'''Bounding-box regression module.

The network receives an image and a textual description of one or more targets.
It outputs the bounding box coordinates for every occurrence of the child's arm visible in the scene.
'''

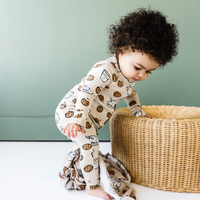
[125,91,154,118]
[124,89,146,117]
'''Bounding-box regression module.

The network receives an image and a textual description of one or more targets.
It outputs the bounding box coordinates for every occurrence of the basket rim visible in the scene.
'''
[114,105,200,121]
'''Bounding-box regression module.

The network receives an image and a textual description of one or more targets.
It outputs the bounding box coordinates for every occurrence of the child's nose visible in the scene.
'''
[138,71,145,77]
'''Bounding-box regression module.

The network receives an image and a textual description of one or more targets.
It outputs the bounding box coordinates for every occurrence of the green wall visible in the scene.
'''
[0,0,200,141]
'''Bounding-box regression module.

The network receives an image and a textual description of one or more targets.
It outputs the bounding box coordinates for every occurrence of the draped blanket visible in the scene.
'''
[59,148,136,200]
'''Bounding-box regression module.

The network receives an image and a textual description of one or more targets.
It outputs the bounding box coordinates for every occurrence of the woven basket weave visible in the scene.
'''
[110,105,200,193]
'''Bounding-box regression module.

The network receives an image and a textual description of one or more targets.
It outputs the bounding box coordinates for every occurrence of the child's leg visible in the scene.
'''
[55,101,99,188]
[72,120,100,189]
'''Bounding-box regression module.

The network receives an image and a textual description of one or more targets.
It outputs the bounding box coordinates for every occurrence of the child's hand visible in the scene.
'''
[143,114,154,119]
[62,123,86,139]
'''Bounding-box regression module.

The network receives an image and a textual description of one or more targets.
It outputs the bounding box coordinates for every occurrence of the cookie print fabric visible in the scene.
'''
[55,55,146,132]
[55,54,146,190]
[59,148,136,200]
[69,118,100,189]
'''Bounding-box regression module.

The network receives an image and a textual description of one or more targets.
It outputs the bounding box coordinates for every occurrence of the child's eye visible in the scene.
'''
[135,66,152,74]
[135,66,141,70]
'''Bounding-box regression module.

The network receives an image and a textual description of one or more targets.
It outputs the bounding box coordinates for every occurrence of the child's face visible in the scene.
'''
[118,49,159,82]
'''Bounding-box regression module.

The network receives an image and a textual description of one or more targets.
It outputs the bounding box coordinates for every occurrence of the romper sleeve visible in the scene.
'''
[124,88,146,117]
[68,62,113,129]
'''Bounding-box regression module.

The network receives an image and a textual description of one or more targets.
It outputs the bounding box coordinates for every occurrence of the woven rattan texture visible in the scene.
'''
[110,106,200,193]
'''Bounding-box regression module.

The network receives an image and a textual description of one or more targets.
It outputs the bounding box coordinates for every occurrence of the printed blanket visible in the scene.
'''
[58,148,136,200]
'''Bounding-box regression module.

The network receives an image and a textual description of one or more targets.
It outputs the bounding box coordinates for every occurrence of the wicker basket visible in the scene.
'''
[110,105,200,193]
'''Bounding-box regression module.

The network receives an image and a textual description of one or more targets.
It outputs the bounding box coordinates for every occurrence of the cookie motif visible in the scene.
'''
[112,73,118,82]
[79,155,83,161]
[86,121,92,129]
[97,106,103,113]
[82,143,92,150]
[111,62,120,72]
[63,166,68,173]
[113,91,122,97]
[65,111,74,118]
[79,185,85,190]
[81,98,89,106]
[78,86,82,91]
[105,86,109,89]
[94,118,100,124]
[74,113,83,118]
[129,100,136,106]
[80,185,85,190]
[90,185,99,190]
[72,99,77,104]
[96,87,101,94]
[94,63,102,68]
[111,62,116,68]
[108,170,115,177]
[84,165,94,173]
[86,75,94,81]
[60,102,66,109]
[98,95,104,102]
[77,109,84,111]
[117,80,123,87]
[107,112,112,118]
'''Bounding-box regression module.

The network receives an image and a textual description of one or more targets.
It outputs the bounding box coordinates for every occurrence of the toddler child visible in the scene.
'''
[55,8,179,200]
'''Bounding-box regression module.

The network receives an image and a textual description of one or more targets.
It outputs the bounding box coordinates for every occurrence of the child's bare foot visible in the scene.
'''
[85,186,113,200]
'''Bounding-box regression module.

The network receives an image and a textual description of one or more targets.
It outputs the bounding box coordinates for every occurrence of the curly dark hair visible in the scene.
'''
[108,8,179,66]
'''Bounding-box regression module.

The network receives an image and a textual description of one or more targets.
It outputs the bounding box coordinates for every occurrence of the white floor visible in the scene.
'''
[0,142,199,200]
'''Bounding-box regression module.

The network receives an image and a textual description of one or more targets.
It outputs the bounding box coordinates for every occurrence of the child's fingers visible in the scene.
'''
[62,125,71,139]
[69,124,79,138]
[144,114,154,119]
[62,125,68,134]
[80,127,86,136]
[73,125,79,138]
[62,126,70,138]
[62,124,82,139]
[65,126,71,139]
[69,125,75,138]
